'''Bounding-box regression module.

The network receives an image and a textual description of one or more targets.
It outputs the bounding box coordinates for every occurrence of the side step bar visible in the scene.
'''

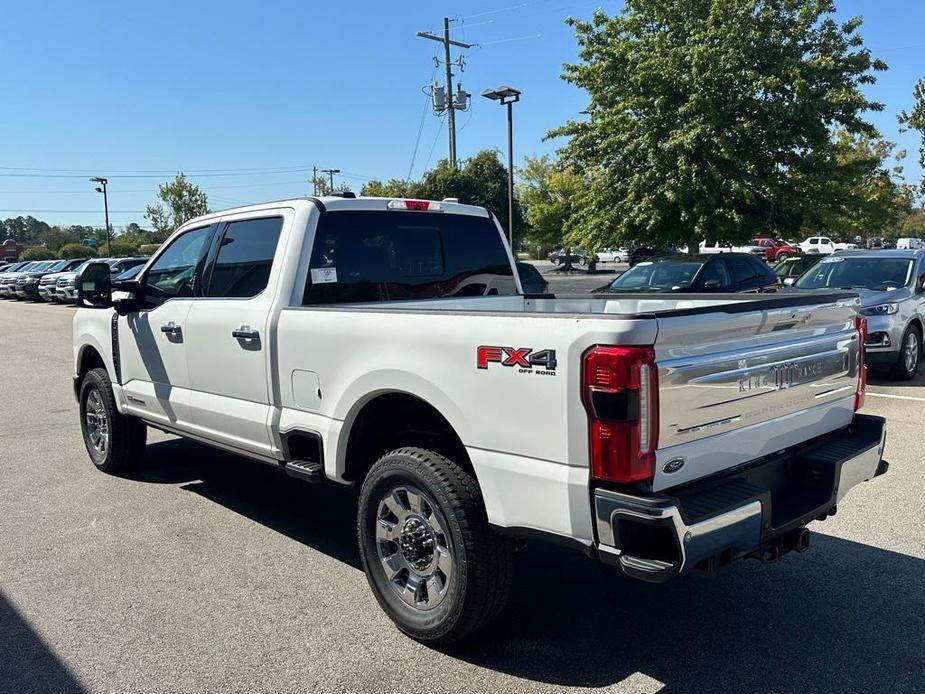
[285,459,323,483]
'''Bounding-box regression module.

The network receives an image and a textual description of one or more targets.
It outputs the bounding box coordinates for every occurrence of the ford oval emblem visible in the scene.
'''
[663,457,686,474]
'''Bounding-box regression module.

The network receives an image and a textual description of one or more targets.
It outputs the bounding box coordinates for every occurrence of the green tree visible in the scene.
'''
[145,174,210,243]
[19,246,56,261]
[802,130,910,239]
[553,0,887,251]
[58,243,97,260]
[107,240,139,257]
[518,155,583,255]
[359,178,419,198]
[899,77,925,196]
[44,226,81,252]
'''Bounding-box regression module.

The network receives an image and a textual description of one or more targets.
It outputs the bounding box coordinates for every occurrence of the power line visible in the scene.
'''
[0,167,316,180]
[0,164,316,174]
[0,209,146,214]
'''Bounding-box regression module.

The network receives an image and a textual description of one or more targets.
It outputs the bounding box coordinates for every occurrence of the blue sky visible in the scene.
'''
[0,0,922,230]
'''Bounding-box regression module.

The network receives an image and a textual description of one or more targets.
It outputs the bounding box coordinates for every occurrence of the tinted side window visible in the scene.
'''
[207,217,283,298]
[728,256,756,284]
[749,256,772,282]
[144,226,212,306]
[302,211,515,304]
[699,259,731,289]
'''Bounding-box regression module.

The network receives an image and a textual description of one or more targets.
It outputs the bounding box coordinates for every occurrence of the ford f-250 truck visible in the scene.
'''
[72,195,887,643]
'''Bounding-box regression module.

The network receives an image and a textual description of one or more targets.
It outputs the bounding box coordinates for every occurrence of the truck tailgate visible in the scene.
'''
[651,295,862,491]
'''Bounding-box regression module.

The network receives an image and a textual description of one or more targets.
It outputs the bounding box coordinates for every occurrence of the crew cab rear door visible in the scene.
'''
[183,210,289,459]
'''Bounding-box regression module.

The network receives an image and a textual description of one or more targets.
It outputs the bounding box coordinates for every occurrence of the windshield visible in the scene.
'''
[608,260,704,291]
[45,260,67,272]
[795,256,914,291]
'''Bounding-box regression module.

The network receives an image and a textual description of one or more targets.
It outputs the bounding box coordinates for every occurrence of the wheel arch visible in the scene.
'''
[338,389,475,487]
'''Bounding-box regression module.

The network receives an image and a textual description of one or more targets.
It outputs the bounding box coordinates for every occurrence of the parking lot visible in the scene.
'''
[1,298,923,694]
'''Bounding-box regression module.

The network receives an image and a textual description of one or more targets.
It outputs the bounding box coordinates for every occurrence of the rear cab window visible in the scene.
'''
[302,210,515,304]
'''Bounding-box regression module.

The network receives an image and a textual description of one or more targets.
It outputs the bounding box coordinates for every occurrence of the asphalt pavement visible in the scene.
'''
[1,297,923,694]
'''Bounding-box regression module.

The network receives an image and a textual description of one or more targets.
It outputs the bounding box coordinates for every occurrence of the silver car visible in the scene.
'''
[793,250,925,379]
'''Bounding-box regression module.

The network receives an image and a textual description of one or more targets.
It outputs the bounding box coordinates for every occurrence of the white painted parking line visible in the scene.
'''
[866,392,925,402]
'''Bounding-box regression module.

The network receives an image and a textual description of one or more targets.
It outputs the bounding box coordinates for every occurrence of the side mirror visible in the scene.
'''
[783,277,797,287]
[702,279,723,290]
[77,262,113,308]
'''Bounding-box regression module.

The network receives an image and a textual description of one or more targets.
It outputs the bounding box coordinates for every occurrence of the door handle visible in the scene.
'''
[160,322,181,335]
[232,326,259,340]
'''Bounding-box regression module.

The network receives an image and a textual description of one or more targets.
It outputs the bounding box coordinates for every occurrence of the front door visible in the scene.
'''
[184,213,287,459]
[119,225,214,428]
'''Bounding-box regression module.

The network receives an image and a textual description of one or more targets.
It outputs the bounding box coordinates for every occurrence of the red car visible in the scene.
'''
[753,237,800,262]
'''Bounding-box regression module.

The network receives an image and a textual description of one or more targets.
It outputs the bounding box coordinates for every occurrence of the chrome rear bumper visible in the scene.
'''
[594,414,887,582]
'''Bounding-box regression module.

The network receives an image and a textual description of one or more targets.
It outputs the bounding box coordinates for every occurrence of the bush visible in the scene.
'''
[138,243,161,256]
[58,244,97,260]
[106,240,140,258]
[19,247,56,261]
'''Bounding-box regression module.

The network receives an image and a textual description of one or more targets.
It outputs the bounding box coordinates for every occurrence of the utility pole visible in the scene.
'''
[321,168,340,192]
[417,19,473,169]
[311,165,318,195]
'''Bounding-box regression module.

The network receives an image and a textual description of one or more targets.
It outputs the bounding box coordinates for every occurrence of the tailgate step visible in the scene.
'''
[674,479,765,524]
[285,459,323,483]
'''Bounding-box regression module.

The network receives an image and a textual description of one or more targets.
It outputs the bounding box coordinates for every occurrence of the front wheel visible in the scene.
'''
[357,447,513,643]
[892,327,921,380]
[79,367,147,474]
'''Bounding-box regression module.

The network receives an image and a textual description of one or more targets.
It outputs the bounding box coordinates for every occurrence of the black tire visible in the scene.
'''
[891,326,921,381]
[357,447,513,644]
[78,367,147,474]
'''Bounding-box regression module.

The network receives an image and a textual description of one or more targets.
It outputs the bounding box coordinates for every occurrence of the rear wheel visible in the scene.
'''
[357,447,513,643]
[892,326,921,380]
[79,367,146,474]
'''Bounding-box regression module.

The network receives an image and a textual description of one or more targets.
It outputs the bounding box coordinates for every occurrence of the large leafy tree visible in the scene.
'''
[900,77,925,196]
[553,0,887,251]
[518,155,583,250]
[145,174,210,242]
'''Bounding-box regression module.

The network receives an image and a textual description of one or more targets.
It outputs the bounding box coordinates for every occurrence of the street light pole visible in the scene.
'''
[89,177,111,256]
[481,86,521,248]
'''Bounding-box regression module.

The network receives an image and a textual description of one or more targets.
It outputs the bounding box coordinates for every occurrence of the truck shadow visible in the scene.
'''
[0,592,87,693]
[138,438,924,693]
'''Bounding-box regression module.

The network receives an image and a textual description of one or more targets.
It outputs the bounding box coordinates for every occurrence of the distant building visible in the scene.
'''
[1,238,23,261]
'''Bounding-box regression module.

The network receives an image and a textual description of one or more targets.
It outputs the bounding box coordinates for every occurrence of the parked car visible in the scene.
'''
[55,258,147,303]
[595,247,629,263]
[13,259,85,300]
[72,195,883,643]
[754,237,801,262]
[549,247,587,266]
[0,261,32,295]
[601,253,779,293]
[895,237,923,250]
[695,240,765,256]
[791,250,925,379]
[0,261,50,297]
[799,237,858,255]
[773,255,822,286]
[515,262,548,294]
[35,259,90,301]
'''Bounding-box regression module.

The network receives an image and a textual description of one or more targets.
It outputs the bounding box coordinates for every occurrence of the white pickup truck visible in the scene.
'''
[72,195,887,643]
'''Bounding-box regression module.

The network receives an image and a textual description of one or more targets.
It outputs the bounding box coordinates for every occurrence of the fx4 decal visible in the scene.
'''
[477,346,558,375]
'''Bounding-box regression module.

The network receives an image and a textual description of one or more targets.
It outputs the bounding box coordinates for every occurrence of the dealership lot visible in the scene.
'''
[1,299,923,693]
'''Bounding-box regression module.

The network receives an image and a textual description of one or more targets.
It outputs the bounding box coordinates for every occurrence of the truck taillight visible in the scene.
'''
[855,315,867,411]
[581,345,659,484]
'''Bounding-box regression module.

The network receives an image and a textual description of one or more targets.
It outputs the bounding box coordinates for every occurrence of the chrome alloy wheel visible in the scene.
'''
[376,485,453,610]
[904,330,920,373]
[84,389,110,456]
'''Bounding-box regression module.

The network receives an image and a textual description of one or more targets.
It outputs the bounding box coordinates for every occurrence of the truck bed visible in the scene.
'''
[274,290,861,541]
